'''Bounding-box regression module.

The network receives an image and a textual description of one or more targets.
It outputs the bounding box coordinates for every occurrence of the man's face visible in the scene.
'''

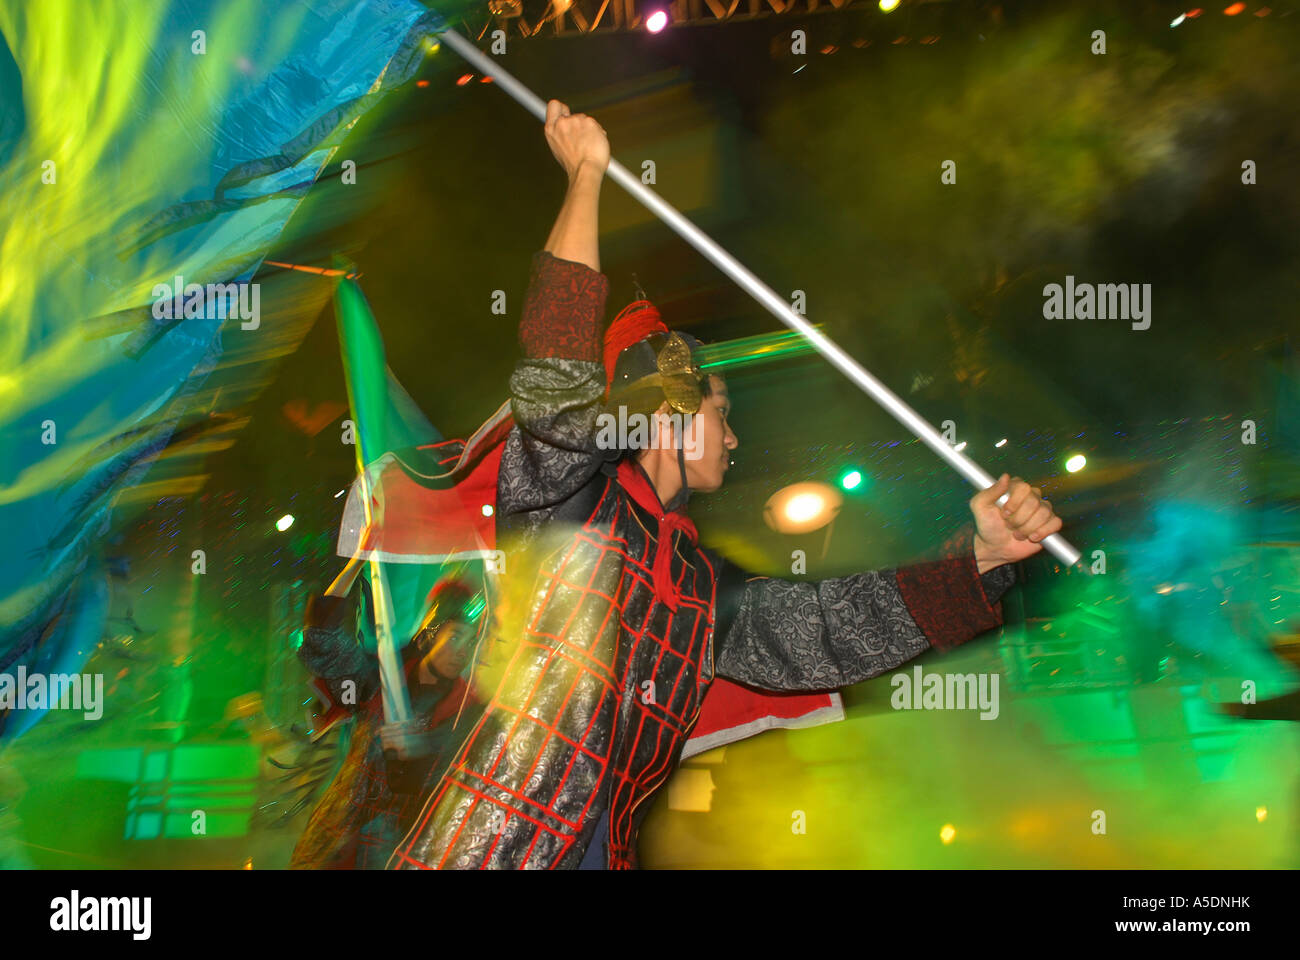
[679,375,738,493]
[419,619,476,683]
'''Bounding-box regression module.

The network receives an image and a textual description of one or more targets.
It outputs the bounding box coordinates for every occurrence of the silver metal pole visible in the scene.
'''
[433,26,1082,569]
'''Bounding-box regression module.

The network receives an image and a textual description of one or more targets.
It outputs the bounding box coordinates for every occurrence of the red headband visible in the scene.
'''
[424,578,474,613]
[603,300,668,393]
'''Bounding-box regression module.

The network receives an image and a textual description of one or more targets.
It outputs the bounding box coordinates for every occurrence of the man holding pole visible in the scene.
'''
[389,100,1063,870]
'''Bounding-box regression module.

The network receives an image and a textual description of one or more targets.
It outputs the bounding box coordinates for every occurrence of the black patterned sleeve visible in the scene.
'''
[298,590,380,709]
[498,252,611,519]
[498,358,608,517]
[713,556,1015,693]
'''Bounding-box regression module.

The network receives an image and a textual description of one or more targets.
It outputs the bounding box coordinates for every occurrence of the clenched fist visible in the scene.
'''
[544,99,609,182]
[969,473,1064,573]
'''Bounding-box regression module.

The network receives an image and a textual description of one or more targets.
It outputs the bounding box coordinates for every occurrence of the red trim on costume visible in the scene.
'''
[614,458,698,612]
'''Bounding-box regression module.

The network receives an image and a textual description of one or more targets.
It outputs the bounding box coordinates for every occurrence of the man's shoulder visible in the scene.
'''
[497,458,615,542]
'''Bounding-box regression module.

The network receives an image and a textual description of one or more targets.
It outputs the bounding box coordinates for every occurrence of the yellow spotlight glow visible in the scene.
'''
[879,0,901,11]
[1065,454,1087,473]
[940,824,956,844]
[763,482,843,534]
[666,768,716,812]
[1256,806,1268,822]
[276,514,294,532]
[785,493,824,524]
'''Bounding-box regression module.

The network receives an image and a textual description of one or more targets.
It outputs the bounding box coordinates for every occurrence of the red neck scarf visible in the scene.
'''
[616,458,699,611]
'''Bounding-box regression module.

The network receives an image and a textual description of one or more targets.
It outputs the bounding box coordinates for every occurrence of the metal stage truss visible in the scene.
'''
[477,0,953,38]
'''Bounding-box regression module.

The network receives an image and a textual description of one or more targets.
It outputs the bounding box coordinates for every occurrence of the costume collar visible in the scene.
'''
[615,458,699,611]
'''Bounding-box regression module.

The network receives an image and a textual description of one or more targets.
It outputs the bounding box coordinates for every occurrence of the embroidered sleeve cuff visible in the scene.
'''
[979,562,1017,607]
[519,250,610,363]
[894,549,1005,653]
[936,520,1018,608]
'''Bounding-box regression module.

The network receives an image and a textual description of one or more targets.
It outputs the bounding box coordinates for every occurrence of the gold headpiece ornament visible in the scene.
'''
[656,332,705,414]
[613,331,705,415]
[613,330,707,413]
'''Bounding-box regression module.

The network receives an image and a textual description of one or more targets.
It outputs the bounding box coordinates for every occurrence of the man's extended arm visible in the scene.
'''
[714,472,1059,691]
[712,532,1016,692]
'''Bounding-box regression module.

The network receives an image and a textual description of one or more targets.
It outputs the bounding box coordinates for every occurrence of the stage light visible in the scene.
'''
[954,441,967,452]
[1065,454,1086,473]
[995,438,1008,448]
[481,504,494,517]
[1256,806,1268,822]
[334,489,346,498]
[879,0,900,12]
[1223,2,1245,14]
[276,514,294,532]
[646,10,668,32]
[940,824,956,844]
[1170,13,1186,26]
[763,482,842,534]
[456,73,473,86]
[840,470,863,491]
[786,493,824,524]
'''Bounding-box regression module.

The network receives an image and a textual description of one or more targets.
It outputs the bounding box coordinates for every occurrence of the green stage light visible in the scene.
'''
[840,470,863,490]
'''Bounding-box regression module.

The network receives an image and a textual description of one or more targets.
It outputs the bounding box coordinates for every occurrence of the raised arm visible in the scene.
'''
[497,101,614,523]
[298,581,381,710]
[541,99,608,271]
